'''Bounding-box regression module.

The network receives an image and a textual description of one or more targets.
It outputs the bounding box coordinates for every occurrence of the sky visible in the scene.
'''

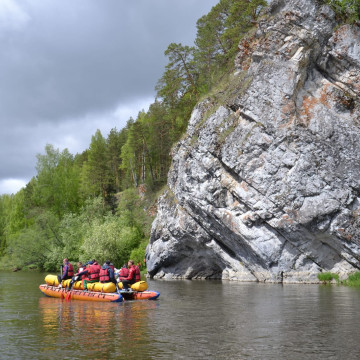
[0,0,219,195]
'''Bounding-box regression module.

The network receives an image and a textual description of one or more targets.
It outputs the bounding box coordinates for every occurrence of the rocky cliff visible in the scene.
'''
[146,0,360,283]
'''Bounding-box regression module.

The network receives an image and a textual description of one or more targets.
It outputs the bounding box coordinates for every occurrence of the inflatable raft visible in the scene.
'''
[39,284,123,302]
[40,275,160,301]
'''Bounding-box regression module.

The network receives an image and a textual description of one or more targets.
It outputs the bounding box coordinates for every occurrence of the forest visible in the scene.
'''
[0,0,358,271]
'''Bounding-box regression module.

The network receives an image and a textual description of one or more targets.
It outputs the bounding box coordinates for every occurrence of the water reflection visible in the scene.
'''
[38,296,160,359]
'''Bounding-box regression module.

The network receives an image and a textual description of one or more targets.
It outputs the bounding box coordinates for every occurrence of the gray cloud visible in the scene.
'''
[0,0,218,194]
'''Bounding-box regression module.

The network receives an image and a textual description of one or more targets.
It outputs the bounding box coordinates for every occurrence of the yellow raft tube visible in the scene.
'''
[44,274,149,292]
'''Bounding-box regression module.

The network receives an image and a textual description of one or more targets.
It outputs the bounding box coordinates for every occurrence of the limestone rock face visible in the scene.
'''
[146,0,360,283]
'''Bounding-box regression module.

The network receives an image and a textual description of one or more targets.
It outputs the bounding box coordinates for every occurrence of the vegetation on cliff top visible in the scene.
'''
[0,0,267,271]
[321,0,360,23]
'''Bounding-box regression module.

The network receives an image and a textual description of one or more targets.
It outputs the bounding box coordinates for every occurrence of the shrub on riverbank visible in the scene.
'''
[317,272,360,287]
[0,190,155,272]
[344,272,360,286]
[317,272,339,283]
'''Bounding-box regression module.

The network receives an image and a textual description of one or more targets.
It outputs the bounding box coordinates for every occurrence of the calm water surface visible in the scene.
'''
[1,271,360,359]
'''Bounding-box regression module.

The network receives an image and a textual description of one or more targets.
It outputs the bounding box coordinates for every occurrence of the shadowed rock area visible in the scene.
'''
[146,0,360,283]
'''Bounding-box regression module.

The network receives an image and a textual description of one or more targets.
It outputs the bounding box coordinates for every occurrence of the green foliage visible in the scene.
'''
[317,272,340,283]
[344,272,360,286]
[33,144,82,217]
[82,130,112,202]
[120,115,156,188]
[80,216,142,267]
[130,241,147,267]
[322,0,360,23]
[194,0,267,92]
[0,198,5,256]
[157,43,199,105]
[5,213,60,271]
[107,127,126,193]
[0,191,29,259]
[224,0,267,49]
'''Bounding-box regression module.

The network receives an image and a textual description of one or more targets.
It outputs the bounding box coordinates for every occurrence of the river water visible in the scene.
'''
[1,271,360,359]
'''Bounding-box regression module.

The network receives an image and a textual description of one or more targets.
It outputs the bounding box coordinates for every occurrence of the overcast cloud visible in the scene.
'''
[0,0,218,194]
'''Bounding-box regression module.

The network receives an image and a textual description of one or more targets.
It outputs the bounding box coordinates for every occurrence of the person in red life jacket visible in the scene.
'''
[74,262,89,280]
[119,260,136,291]
[73,261,90,290]
[76,262,84,276]
[74,261,97,291]
[90,259,101,281]
[81,259,101,290]
[57,258,74,287]
[135,263,141,282]
[119,264,129,278]
[116,264,128,285]
[108,261,115,273]
[68,261,85,290]
[99,260,116,285]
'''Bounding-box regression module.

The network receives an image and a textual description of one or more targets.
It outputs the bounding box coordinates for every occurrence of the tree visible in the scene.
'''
[195,14,220,92]
[33,144,81,217]
[130,241,147,269]
[223,0,267,58]
[84,130,112,206]
[156,43,199,107]
[322,0,360,22]
[195,1,232,91]
[120,124,139,189]
[145,101,173,183]
[5,210,62,271]
[107,128,127,193]
[0,196,7,256]
[80,214,142,267]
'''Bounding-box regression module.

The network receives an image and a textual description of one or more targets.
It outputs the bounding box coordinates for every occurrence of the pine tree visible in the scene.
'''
[86,130,111,205]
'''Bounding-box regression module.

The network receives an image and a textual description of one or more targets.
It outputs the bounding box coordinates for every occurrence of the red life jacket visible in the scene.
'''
[119,267,129,277]
[135,266,141,281]
[99,267,110,283]
[123,265,136,282]
[66,263,74,277]
[89,262,101,281]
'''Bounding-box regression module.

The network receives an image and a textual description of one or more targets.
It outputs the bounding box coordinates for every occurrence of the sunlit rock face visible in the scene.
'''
[146,0,360,283]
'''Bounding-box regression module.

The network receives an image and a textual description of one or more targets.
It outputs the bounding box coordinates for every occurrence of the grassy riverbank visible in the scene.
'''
[344,272,360,287]
[318,272,360,286]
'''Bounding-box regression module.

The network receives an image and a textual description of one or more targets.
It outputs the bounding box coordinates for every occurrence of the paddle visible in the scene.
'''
[65,278,74,300]
[59,264,66,300]
[59,265,63,287]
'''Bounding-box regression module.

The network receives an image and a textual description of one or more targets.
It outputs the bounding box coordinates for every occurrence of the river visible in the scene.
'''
[0,271,360,359]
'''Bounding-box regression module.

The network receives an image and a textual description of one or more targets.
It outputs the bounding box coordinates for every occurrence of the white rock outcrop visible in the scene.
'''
[146,0,360,283]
